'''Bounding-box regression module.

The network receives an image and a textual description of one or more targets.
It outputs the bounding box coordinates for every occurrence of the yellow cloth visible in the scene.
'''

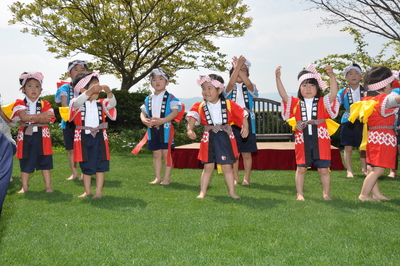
[59,107,69,121]
[1,103,15,119]
[286,117,339,136]
[217,164,223,174]
[349,100,379,150]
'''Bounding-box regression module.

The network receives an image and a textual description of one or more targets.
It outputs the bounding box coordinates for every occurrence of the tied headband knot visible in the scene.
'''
[20,72,44,87]
[368,70,399,91]
[298,64,328,91]
[244,60,251,69]
[150,68,169,81]
[74,71,99,94]
[196,75,224,89]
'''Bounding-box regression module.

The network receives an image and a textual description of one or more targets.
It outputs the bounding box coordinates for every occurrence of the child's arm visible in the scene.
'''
[237,57,254,92]
[326,65,338,103]
[186,117,197,140]
[225,56,240,93]
[61,95,68,107]
[18,110,55,124]
[240,116,249,138]
[0,107,12,124]
[149,109,178,127]
[101,85,117,109]
[140,111,152,128]
[275,66,289,103]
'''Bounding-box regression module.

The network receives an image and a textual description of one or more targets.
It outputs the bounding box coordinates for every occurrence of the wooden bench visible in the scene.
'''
[253,97,293,141]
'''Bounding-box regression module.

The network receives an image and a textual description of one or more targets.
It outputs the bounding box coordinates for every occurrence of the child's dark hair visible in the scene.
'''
[297,70,322,100]
[68,60,89,71]
[205,74,225,100]
[71,72,98,92]
[351,63,362,73]
[364,66,393,91]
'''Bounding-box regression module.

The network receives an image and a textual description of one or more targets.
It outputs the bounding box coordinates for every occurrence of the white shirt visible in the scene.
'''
[304,98,314,135]
[207,100,223,124]
[26,97,39,132]
[351,86,361,103]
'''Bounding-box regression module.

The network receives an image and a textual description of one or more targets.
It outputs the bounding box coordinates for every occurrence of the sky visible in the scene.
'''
[0,0,391,105]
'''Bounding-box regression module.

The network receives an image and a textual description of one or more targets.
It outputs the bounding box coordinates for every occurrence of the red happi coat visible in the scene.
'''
[12,99,55,159]
[281,95,339,165]
[363,93,398,169]
[69,98,117,162]
[187,100,245,162]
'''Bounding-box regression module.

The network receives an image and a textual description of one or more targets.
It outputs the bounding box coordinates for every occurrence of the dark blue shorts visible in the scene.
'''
[202,131,234,165]
[297,135,330,168]
[232,125,257,153]
[147,127,174,151]
[63,121,75,150]
[19,132,53,173]
[340,121,362,147]
[79,132,110,175]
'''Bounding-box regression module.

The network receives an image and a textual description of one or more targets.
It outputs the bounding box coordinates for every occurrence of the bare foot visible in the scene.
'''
[388,172,396,178]
[296,194,305,201]
[234,180,238,185]
[160,181,170,185]
[66,175,77,180]
[230,194,240,199]
[346,171,354,178]
[149,178,161,184]
[78,174,84,181]
[373,195,391,201]
[196,193,205,199]
[323,195,332,201]
[46,188,53,193]
[10,177,13,182]
[241,180,250,186]
[358,195,377,201]
[18,188,27,194]
[362,171,368,176]
[92,193,102,198]
[78,192,91,198]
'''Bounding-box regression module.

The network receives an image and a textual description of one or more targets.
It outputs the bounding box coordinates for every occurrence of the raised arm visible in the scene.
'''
[325,65,338,103]
[225,56,240,93]
[275,66,289,103]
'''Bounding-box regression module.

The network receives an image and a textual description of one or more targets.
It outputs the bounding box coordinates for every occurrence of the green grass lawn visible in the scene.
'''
[1,152,400,265]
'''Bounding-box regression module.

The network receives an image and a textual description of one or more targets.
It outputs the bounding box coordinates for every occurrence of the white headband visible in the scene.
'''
[368,70,399,91]
[343,64,362,76]
[298,64,328,91]
[150,68,169,81]
[68,60,88,72]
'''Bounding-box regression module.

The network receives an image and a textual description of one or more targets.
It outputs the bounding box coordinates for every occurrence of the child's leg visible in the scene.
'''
[388,169,396,178]
[78,174,92,197]
[371,181,391,201]
[241,152,252,185]
[318,167,331,200]
[93,172,105,198]
[222,164,240,199]
[41,170,53,193]
[232,157,240,185]
[66,150,79,180]
[18,172,30,193]
[160,149,171,185]
[360,150,367,176]
[359,166,385,201]
[150,150,162,184]
[344,146,354,177]
[295,166,307,201]
[197,163,214,198]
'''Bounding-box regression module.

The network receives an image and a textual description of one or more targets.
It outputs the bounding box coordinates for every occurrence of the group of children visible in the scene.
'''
[1,56,399,211]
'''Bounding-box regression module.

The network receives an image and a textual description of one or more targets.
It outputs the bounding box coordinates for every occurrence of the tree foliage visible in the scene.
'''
[306,0,400,41]
[312,27,400,89]
[9,0,252,90]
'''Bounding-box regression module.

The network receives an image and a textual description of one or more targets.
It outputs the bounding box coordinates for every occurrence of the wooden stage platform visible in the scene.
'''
[172,142,345,170]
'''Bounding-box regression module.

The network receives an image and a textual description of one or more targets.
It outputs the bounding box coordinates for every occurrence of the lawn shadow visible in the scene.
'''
[81,195,147,210]
[241,182,293,196]
[166,182,199,192]
[20,190,74,203]
[71,178,123,188]
[312,197,400,212]
[212,195,286,210]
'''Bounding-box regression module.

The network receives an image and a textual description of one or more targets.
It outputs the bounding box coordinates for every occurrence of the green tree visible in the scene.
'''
[9,0,252,90]
[306,0,400,42]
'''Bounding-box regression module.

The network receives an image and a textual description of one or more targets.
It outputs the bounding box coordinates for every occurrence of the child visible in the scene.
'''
[349,67,400,201]
[387,80,400,178]
[140,68,183,185]
[337,64,367,177]
[55,60,88,180]
[12,72,56,193]
[275,65,339,201]
[69,72,117,198]
[0,131,13,216]
[186,74,249,199]
[225,56,258,185]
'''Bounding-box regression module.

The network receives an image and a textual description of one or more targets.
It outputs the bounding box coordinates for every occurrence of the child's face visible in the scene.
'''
[201,82,221,104]
[23,79,42,102]
[300,81,317,99]
[345,69,362,87]
[151,75,169,94]
[87,79,101,101]
[236,66,249,83]
[68,64,86,80]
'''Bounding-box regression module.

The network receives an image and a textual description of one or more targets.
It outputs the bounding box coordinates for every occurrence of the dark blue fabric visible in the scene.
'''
[0,132,13,216]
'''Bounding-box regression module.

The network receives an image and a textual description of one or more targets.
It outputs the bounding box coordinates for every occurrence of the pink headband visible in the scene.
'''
[20,72,44,87]
[298,64,328,91]
[196,75,224,89]
[74,72,99,94]
[368,70,399,91]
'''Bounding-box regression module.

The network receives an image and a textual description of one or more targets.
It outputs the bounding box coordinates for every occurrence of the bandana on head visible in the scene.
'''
[68,60,88,72]
[244,60,251,69]
[19,72,44,87]
[368,70,399,91]
[298,64,328,91]
[196,75,224,89]
[150,68,169,82]
[74,71,99,94]
[343,64,362,76]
